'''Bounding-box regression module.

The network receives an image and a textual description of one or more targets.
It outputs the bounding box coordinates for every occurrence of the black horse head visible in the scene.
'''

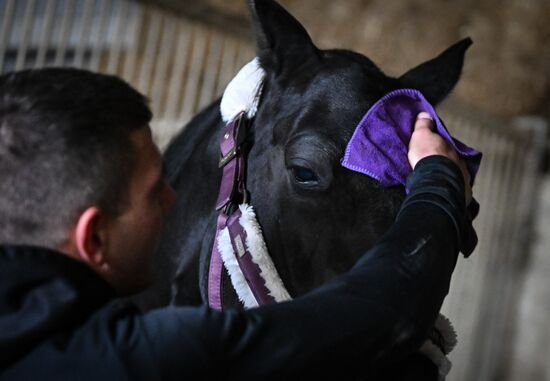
[153,0,471,309]
[241,0,471,296]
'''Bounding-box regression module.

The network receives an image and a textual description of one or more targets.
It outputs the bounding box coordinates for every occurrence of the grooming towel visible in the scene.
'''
[342,88,482,256]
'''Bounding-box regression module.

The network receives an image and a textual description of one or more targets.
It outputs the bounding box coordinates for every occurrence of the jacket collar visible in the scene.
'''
[0,245,115,367]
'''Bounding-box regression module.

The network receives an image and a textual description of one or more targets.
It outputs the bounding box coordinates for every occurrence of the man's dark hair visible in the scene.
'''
[0,68,152,248]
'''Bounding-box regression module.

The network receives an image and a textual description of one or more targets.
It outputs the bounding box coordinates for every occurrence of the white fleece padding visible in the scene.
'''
[420,340,452,381]
[217,204,292,309]
[434,313,458,354]
[238,204,292,303]
[419,313,458,380]
[220,58,265,122]
[217,229,259,308]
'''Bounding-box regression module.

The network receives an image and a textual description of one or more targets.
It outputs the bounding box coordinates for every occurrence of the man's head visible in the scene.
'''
[0,68,175,294]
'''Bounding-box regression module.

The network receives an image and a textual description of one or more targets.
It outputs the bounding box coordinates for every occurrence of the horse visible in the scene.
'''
[143,0,471,377]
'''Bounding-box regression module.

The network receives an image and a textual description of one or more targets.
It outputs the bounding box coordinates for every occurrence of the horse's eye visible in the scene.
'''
[291,166,318,183]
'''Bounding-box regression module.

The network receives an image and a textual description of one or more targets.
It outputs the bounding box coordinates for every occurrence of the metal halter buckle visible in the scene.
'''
[219,114,247,168]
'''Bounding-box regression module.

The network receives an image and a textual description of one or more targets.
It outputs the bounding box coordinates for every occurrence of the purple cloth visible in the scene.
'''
[341,88,483,257]
[342,88,482,188]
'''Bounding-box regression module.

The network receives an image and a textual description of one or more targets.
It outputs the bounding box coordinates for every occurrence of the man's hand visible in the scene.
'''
[408,112,472,204]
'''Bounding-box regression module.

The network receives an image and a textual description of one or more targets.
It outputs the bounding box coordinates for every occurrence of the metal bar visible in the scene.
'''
[136,6,163,94]
[121,3,143,82]
[73,0,95,67]
[178,23,208,124]
[197,29,224,111]
[232,40,246,73]
[480,140,517,379]
[87,0,112,72]
[106,0,130,74]
[0,0,16,72]
[232,40,255,74]
[163,22,192,123]
[15,0,37,70]
[215,35,239,96]
[35,0,58,67]
[54,0,76,66]
[494,148,530,377]
[150,14,177,117]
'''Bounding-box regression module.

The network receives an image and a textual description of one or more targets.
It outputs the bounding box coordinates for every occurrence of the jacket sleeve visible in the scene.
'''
[128,155,468,380]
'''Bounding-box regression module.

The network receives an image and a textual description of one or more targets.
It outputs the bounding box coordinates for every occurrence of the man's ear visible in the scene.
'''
[399,38,473,105]
[248,0,319,75]
[73,207,109,271]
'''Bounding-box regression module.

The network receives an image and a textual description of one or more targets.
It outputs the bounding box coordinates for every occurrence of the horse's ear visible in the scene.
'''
[399,38,473,105]
[248,0,318,75]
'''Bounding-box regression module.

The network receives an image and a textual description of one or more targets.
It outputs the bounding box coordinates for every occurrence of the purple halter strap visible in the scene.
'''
[208,113,276,310]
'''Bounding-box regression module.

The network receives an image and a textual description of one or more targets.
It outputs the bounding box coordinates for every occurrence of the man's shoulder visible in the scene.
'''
[0,245,152,378]
[1,300,161,381]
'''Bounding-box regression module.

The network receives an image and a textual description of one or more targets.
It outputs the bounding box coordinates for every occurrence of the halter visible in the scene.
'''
[209,112,276,309]
[208,58,291,310]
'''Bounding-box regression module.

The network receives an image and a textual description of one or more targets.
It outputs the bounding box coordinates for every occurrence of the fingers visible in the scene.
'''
[414,112,434,131]
[408,113,447,169]
[408,111,473,205]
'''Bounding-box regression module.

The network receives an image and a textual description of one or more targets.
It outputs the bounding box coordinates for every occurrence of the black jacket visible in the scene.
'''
[0,156,468,380]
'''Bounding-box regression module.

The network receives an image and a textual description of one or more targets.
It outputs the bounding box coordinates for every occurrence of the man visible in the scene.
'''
[0,68,471,380]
